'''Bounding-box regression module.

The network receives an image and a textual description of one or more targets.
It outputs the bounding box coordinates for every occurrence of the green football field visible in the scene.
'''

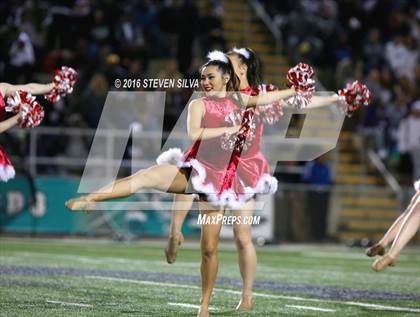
[0,237,419,316]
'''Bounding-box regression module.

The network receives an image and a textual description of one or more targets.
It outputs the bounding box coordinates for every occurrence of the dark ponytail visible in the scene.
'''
[227,47,262,88]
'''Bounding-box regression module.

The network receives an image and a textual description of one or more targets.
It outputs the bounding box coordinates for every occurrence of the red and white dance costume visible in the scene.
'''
[0,92,15,181]
[157,85,282,209]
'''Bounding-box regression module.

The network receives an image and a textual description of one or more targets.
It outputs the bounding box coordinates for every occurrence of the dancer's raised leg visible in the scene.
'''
[66,165,190,210]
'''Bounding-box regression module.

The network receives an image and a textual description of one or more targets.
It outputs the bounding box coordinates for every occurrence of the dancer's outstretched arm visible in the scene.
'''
[0,82,54,96]
[304,95,341,108]
[241,89,340,109]
[0,114,19,133]
[242,88,295,106]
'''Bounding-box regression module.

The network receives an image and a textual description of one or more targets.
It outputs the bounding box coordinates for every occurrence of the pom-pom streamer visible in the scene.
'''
[44,66,77,103]
[338,80,371,117]
[286,63,315,109]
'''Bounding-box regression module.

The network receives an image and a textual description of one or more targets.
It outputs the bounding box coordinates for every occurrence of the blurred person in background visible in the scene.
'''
[176,0,198,75]
[397,100,420,181]
[8,31,35,83]
[79,73,109,129]
[301,153,333,242]
[199,6,226,53]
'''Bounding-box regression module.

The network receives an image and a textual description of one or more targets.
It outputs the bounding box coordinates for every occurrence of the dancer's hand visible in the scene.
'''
[65,196,96,211]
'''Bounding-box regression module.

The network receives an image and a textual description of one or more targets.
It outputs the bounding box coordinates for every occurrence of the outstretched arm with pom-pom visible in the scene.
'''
[0,82,54,97]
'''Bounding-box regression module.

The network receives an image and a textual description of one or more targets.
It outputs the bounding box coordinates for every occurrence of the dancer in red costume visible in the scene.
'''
[164,47,286,312]
[165,48,315,264]
[66,50,369,316]
[366,179,420,272]
[0,67,77,182]
[0,82,53,181]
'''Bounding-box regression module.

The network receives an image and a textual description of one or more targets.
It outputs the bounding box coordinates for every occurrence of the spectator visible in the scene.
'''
[199,7,226,53]
[176,0,198,75]
[398,100,420,181]
[8,31,35,82]
[384,34,418,81]
[302,154,333,241]
[79,73,109,129]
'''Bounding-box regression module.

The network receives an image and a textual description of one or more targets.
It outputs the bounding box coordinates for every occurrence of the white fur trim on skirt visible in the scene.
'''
[189,158,277,209]
[155,148,278,208]
[414,179,420,192]
[0,164,16,182]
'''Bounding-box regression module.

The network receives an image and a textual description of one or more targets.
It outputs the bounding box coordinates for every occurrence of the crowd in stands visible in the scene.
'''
[0,0,225,172]
[260,0,420,183]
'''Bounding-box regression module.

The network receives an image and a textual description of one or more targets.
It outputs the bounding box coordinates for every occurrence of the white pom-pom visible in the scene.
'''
[207,50,228,64]
[255,174,278,194]
[232,47,250,59]
[414,179,420,192]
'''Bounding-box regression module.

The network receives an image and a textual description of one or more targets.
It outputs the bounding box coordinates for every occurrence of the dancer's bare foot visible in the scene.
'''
[165,232,184,264]
[366,243,385,257]
[65,196,96,211]
[197,306,209,317]
[372,254,397,272]
[236,294,255,311]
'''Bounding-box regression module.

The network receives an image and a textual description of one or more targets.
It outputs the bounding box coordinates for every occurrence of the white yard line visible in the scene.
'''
[86,276,201,290]
[7,252,198,268]
[86,275,420,314]
[344,301,420,312]
[46,300,92,308]
[168,302,217,311]
[286,304,336,312]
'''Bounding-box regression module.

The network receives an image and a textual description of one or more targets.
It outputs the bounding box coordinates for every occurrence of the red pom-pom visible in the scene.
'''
[286,63,315,108]
[18,101,44,128]
[338,80,371,117]
[287,63,315,93]
[6,90,36,113]
[44,66,77,103]
[6,90,45,128]
[255,102,283,124]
